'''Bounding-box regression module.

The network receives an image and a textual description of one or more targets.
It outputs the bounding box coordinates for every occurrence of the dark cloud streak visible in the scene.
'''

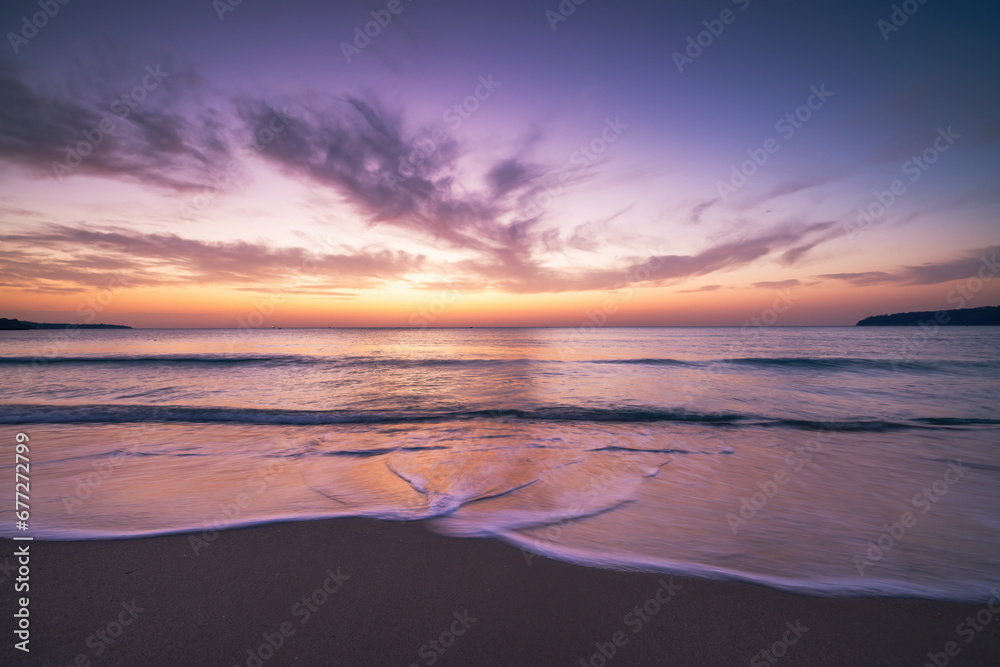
[0,60,230,191]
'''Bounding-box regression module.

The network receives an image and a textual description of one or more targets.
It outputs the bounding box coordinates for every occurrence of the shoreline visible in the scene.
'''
[4,517,999,666]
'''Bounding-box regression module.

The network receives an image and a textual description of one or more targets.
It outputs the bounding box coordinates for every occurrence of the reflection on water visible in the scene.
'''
[7,419,999,601]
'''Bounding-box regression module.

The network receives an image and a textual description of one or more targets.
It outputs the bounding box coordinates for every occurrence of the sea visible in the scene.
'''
[2,326,999,601]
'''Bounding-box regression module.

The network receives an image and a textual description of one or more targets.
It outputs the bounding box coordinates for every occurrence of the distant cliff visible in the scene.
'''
[856,305,1000,326]
[0,318,132,330]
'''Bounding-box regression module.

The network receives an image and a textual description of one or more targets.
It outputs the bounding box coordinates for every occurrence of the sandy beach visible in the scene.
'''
[4,518,999,666]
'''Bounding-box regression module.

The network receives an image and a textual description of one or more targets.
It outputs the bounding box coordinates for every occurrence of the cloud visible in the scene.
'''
[440,219,837,294]
[751,279,800,289]
[677,284,723,293]
[629,221,834,282]
[749,170,845,208]
[817,271,898,287]
[901,245,1000,285]
[486,158,539,199]
[240,95,496,251]
[0,60,231,191]
[0,224,424,293]
[688,198,717,224]
[778,243,818,265]
[0,60,850,297]
[815,245,1000,287]
[239,94,652,292]
[550,206,634,254]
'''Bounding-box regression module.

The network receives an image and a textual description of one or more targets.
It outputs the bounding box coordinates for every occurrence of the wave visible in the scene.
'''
[914,417,1000,426]
[489,530,993,602]
[0,403,745,425]
[0,354,543,369]
[584,356,995,373]
[0,354,314,365]
[2,403,994,431]
[589,358,690,366]
[3,353,994,373]
[717,357,1000,372]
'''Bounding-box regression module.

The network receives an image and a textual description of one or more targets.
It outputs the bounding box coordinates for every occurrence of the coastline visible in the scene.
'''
[4,517,999,666]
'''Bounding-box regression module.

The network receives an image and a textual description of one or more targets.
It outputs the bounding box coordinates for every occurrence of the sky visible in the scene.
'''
[0,0,998,327]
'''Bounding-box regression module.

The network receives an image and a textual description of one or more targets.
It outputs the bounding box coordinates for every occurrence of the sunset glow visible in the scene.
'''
[1,0,997,326]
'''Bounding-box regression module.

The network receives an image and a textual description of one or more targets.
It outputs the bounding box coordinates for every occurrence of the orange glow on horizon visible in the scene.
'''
[5,276,998,328]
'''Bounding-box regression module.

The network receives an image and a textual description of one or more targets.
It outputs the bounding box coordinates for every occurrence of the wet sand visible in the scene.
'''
[3,517,999,666]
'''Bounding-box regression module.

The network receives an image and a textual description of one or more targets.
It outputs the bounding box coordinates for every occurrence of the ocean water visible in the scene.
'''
[2,326,999,600]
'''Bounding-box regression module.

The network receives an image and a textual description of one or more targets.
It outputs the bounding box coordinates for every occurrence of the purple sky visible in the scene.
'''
[1,0,998,326]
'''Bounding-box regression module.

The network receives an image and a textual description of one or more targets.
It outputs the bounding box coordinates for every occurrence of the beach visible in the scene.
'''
[4,327,1000,665]
[4,518,1000,666]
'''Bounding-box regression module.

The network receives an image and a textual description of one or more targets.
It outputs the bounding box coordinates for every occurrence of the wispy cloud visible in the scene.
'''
[688,198,717,224]
[635,221,835,282]
[816,245,1000,287]
[0,60,230,191]
[450,220,842,294]
[817,271,898,286]
[677,284,723,293]
[752,279,800,289]
[0,224,424,293]
[902,245,1000,285]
